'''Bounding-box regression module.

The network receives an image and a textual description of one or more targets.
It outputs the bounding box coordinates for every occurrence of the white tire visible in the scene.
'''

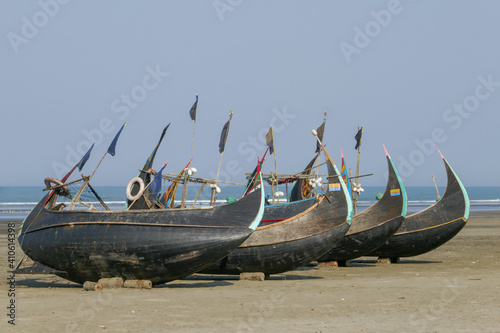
[126,177,145,201]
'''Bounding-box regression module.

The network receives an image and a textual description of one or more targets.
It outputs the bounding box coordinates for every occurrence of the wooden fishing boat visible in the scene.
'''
[201,145,352,276]
[18,176,265,285]
[317,149,407,264]
[368,152,469,261]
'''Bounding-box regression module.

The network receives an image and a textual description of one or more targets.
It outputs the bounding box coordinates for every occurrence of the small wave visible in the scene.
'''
[0,202,39,206]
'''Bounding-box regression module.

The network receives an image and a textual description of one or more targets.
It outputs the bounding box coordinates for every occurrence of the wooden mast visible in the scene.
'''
[270,126,279,204]
[181,95,199,209]
[353,126,363,215]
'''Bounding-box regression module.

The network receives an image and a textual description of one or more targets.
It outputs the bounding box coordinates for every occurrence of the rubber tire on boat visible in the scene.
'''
[44,177,70,197]
[126,177,145,201]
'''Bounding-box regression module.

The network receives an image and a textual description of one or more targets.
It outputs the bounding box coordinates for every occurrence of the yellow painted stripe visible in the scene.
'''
[395,217,467,235]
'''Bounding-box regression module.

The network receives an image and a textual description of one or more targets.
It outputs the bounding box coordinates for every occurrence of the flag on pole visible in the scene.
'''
[142,124,170,180]
[218,112,233,153]
[340,147,352,198]
[77,143,95,172]
[189,95,198,121]
[266,127,274,155]
[150,163,168,199]
[354,127,363,150]
[60,143,95,183]
[315,123,325,153]
[108,122,127,156]
[218,121,230,153]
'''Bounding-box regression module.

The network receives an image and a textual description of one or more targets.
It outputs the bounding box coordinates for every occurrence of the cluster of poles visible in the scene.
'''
[49,95,370,213]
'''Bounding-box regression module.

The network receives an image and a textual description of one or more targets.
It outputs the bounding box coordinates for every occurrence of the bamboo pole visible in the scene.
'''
[182,113,197,209]
[314,111,327,195]
[271,172,275,205]
[191,183,206,208]
[354,126,363,214]
[69,123,127,210]
[190,119,197,162]
[355,126,363,185]
[212,150,225,205]
[350,168,357,215]
[180,170,189,208]
[68,176,90,210]
[67,149,105,209]
[432,174,441,200]
[270,126,279,203]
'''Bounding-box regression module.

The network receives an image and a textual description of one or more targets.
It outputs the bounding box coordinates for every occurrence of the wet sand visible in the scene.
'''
[1,211,499,332]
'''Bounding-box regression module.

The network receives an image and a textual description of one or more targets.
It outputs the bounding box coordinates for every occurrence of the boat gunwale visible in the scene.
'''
[239,222,349,248]
[256,195,324,230]
[22,220,254,235]
[346,215,405,236]
[392,217,466,236]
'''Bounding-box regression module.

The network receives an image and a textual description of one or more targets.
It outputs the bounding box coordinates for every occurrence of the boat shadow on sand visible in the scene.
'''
[346,259,442,266]
[16,276,81,289]
[186,272,324,282]
[16,275,235,289]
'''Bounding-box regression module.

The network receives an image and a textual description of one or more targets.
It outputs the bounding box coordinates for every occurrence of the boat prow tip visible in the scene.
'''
[382,143,389,156]
[435,144,445,159]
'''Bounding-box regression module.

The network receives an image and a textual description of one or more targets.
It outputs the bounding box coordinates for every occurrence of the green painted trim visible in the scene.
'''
[248,173,266,231]
[328,154,353,225]
[444,158,470,220]
[387,154,408,217]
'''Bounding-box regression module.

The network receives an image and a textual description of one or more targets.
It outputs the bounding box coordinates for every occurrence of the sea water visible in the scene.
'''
[0,185,499,221]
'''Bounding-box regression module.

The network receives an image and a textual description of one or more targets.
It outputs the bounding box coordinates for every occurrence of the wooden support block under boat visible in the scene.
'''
[239,272,266,281]
[83,281,103,291]
[124,280,153,289]
[377,257,400,264]
[98,277,124,288]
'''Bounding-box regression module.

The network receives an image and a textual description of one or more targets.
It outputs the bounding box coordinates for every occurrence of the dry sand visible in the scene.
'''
[1,211,499,333]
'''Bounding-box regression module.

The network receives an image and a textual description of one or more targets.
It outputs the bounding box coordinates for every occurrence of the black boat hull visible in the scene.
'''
[22,224,252,284]
[319,216,404,261]
[19,187,264,285]
[369,156,469,258]
[201,153,352,275]
[203,221,350,275]
[370,217,466,258]
[318,153,407,261]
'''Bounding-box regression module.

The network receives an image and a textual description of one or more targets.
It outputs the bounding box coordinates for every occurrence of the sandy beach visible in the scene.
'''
[1,211,499,333]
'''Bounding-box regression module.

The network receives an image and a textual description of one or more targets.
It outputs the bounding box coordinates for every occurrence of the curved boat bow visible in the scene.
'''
[368,154,469,261]
[318,149,407,263]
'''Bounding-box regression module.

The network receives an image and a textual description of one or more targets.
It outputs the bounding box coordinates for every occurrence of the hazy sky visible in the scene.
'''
[1,1,499,189]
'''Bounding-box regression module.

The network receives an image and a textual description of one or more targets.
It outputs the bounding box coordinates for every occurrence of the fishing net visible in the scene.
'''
[54,179,108,211]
